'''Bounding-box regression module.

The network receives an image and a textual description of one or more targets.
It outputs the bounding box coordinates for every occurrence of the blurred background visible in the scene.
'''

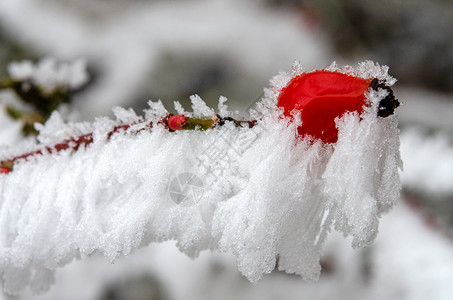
[1,0,453,299]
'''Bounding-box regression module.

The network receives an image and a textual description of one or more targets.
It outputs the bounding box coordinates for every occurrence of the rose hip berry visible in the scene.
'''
[277,71,373,143]
[167,115,188,131]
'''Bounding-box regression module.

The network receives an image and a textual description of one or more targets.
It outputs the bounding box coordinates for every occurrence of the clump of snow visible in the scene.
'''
[0,62,401,295]
[324,108,401,248]
[7,58,89,92]
[34,112,86,145]
[6,61,34,81]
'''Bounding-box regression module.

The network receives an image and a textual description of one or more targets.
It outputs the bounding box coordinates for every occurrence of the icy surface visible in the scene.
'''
[0,62,401,294]
[7,58,89,92]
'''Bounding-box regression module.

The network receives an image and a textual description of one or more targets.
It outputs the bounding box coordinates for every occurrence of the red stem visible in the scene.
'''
[0,115,257,172]
[0,122,151,171]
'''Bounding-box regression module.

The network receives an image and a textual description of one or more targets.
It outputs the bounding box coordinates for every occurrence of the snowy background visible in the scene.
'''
[0,0,453,299]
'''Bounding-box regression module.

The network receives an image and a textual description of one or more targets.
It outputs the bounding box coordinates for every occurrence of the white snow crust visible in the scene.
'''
[0,62,401,294]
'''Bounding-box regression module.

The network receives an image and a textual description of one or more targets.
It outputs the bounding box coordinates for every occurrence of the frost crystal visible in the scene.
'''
[190,95,216,118]
[217,96,230,118]
[0,61,401,295]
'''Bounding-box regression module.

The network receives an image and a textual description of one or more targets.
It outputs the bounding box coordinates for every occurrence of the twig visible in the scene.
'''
[0,115,257,172]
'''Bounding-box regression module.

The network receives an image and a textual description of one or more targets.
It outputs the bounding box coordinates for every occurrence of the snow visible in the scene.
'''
[8,58,89,92]
[189,95,216,118]
[1,1,450,298]
[0,0,453,300]
[400,128,453,196]
[10,201,453,300]
[0,62,401,295]
[217,96,230,118]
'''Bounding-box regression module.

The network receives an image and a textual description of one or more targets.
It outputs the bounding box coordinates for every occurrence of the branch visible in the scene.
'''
[0,61,401,295]
[0,115,257,172]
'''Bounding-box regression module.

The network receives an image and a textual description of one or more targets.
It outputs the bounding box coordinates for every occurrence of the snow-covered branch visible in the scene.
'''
[0,61,401,295]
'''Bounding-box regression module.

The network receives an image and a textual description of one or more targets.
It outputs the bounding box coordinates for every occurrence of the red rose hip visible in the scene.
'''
[277,71,373,143]
[167,114,188,131]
